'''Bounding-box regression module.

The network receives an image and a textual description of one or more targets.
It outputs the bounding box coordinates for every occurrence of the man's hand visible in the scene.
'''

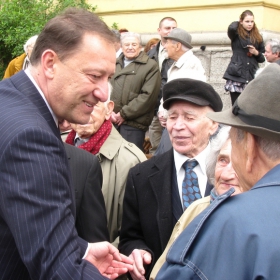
[158,112,167,127]
[128,249,152,280]
[85,242,134,279]
[110,112,125,126]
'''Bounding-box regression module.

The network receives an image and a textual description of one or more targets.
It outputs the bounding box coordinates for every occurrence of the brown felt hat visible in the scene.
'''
[163,78,223,112]
[163,28,193,49]
[207,63,280,141]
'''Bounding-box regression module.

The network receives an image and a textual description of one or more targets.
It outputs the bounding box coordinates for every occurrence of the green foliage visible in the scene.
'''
[0,0,97,78]
[111,22,119,30]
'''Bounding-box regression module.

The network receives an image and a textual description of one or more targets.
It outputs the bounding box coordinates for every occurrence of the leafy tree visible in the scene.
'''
[0,0,97,78]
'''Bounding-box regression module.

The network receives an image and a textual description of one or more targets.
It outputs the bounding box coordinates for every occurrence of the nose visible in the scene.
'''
[93,78,109,103]
[220,162,236,181]
[173,116,186,130]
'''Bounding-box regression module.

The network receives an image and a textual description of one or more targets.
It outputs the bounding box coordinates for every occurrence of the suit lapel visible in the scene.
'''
[149,149,174,250]
[10,71,61,140]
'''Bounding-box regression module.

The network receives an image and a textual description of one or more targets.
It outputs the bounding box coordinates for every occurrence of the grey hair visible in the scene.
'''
[23,35,38,54]
[121,32,142,45]
[170,40,189,52]
[266,38,280,55]
[206,125,231,185]
[235,127,280,161]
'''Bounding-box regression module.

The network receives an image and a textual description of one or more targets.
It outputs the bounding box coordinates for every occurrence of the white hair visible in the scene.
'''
[121,32,142,45]
[23,35,38,54]
[206,125,231,185]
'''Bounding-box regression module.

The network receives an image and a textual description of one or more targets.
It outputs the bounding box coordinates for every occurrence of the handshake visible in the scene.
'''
[85,241,134,279]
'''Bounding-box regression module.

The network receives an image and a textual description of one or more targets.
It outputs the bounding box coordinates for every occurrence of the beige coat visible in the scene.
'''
[96,126,147,245]
[150,196,210,279]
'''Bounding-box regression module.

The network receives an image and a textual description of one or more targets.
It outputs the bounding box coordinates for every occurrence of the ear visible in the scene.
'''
[245,132,256,173]
[41,49,58,79]
[176,42,182,51]
[208,120,219,137]
[105,101,114,120]
[157,27,161,34]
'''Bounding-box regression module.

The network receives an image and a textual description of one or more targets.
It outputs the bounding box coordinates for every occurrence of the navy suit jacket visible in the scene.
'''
[64,143,110,243]
[0,71,107,279]
[119,149,212,279]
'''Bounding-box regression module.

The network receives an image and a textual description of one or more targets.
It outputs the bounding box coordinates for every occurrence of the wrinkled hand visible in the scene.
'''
[110,112,124,126]
[128,249,152,280]
[85,241,134,279]
[158,112,167,127]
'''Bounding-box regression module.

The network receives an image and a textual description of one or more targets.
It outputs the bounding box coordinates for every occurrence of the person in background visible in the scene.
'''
[264,38,280,65]
[144,38,160,53]
[150,125,242,279]
[3,35,38,79]
[148,17,177,154]
[223,9,265,105]
[154,27,206,156]
[119,28,129,33]
[111,29,123,58]
[119,78,222,279]
[156,63,280,280]
[110,32,160,151]
[0,8,133,279]
[66,84,147,246]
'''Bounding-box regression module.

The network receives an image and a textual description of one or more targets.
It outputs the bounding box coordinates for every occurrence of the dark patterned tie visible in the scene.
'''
[182,160,201,210]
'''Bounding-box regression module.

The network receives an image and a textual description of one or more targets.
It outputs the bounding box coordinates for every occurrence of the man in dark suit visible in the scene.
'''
[119,78,223,279]
[64,143,110,243]
[0,8,132,280]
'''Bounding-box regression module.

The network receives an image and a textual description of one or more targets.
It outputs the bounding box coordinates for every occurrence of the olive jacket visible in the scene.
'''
[110,51,161,131]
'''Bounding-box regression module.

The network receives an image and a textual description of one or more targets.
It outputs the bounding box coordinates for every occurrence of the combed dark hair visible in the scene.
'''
[237,10,263,44]
[30,7,114,64]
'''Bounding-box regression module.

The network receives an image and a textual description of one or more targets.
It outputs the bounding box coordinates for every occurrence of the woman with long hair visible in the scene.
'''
[223,10,265,105]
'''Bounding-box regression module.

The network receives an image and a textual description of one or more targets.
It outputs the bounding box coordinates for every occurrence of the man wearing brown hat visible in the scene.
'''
[155,28,206,155]
[119,78,222,279]
[156,64,280,279]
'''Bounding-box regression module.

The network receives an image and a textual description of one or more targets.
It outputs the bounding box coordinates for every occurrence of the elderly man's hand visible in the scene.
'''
[158,111,167,127]
[85,241,134,279]
[128,249,152,280]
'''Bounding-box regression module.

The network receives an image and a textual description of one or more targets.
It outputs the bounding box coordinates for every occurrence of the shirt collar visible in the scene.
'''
[174,142,210,175]
[159,42,165,54]
[25,68,58,126]
[174,50,193,68]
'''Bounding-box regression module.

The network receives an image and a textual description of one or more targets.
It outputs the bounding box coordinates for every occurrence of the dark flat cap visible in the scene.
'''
[163,78,223,112]
[207,63,280,141]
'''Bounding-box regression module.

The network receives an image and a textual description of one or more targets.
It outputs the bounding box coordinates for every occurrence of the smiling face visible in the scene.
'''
[214,139,242,196]
[240,15,254,32]
[70,101,108,138]
[164,39,178,60]
[166,101,218,157]
[122,36,142,60]
[264,43,279,63]
[45,33,116,125]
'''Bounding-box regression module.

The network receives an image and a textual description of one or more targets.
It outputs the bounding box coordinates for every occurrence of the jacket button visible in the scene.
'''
[247,62,249,65]
[128,143,133,147]
[246,81,249,83]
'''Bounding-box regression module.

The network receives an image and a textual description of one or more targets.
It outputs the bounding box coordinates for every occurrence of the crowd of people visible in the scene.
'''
[1,6,280,280]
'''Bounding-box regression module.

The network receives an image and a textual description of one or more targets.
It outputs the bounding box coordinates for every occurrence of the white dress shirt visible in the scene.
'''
[174,143,210,208]
[158,43,168,72]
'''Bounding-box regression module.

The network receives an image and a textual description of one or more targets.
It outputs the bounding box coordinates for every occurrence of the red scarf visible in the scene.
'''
[66,120,112,155]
